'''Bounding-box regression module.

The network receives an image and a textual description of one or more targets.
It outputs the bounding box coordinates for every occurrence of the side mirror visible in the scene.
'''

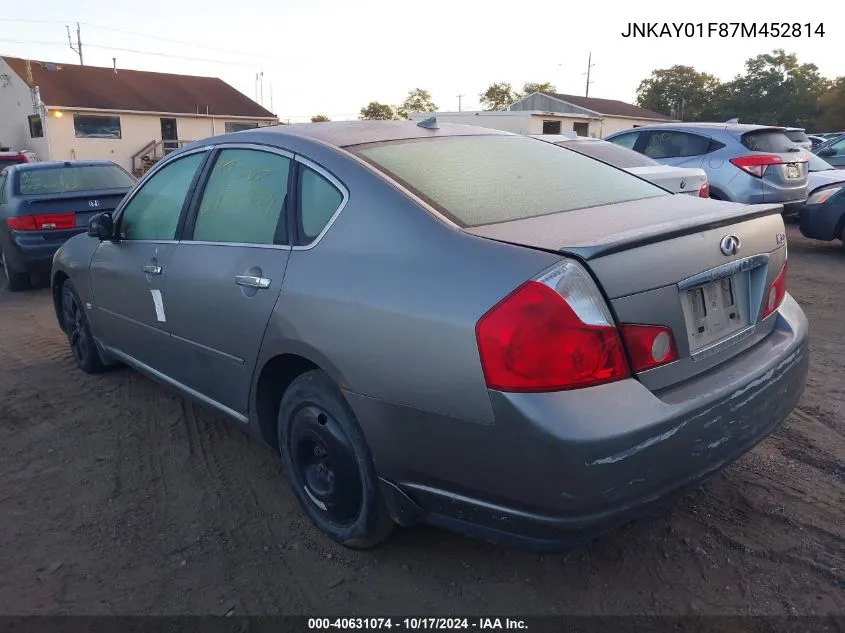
[818,147,836,157]
[87,212,114,240]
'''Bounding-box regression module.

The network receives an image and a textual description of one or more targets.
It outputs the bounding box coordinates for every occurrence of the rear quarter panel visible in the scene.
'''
[253,139,562,424]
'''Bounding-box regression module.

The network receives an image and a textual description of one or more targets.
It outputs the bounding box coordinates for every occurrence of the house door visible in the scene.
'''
[160,118,178,154]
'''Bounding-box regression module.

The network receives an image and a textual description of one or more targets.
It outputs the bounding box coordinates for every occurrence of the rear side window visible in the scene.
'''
[0,172,7,203]
[561,140,659,168]
[784,130,809,143]
[608,132,640,150]
[643,131,711,159]
[741,131,797,153]
[16,164,135,195]
[299,166,343,242]
[192,149,290,245]
[356,135,667,228]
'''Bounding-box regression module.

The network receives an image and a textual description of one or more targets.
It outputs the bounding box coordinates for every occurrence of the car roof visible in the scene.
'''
[8,159,119,171]
[530,134,601,143]
[613,122,785,134]
[227,120,513,149]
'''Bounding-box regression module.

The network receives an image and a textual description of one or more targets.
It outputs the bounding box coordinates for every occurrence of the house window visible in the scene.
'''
[542,120,562,134]
[74,115,122,139]
[573,122,589,137]
[28,115,44,138]
[224,122,259,134]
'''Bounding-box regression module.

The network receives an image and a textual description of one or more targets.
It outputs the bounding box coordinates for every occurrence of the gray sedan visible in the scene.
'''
[51,122,809,550]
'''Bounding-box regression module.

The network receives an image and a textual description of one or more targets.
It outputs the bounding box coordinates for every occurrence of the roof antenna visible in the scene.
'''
[726,118,739,124]
[417,116,439,130]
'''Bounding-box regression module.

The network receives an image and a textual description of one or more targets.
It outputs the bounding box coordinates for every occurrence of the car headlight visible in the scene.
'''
[806,186,842,205]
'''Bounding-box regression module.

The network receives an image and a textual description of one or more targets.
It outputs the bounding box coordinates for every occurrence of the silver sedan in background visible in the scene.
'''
[533,134,709,197]
[51,122,808,550]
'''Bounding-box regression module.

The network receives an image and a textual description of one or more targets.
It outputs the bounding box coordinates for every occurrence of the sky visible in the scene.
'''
[0,0,840,122]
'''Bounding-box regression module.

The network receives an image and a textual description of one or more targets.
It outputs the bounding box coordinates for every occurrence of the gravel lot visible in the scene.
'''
[1,226,843,616]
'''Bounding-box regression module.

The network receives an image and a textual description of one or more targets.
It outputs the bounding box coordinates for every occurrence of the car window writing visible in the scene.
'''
[120,153,205,240]
[643,132,710,159]
[193,149,290,245]
[300,166,343,242]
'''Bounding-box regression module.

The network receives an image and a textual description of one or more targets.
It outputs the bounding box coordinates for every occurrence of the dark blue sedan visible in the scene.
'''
[0,160,135,291]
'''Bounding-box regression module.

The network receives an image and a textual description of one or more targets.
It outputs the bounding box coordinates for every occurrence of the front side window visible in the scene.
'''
[119,152,205,240]
[192,149,290,245]
[74,115,122,139]
[643,131,711,159]
[608,132,639,150]
[299,166,343,242]
[225,122,259,134]
[356,135,667,228]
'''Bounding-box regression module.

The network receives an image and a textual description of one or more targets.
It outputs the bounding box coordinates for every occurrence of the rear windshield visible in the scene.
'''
[0,157,26,169]
[17,164,135,196]
[355,136,667,228]
[741,130,800,153]
[802,150,834,172]
[784,130,810,143]
[559,139,659,169]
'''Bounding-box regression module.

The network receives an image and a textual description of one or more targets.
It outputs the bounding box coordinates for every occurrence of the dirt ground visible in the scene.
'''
[0,226,843,616]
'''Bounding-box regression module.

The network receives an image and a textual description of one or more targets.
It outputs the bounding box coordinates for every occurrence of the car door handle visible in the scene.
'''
[234,275,271,289]
[142,265,162,275]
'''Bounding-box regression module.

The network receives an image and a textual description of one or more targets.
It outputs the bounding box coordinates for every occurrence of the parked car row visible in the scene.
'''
[23,121,807,551]
[603,122,845,247]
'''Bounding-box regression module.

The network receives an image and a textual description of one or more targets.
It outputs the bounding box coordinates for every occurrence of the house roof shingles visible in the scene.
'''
[544,92,673,121]
[3,57,275,119]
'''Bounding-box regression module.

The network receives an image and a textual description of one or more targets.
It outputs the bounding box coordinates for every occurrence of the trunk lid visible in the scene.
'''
[625,165,707,196]
[466,195,788,391]
[20,189,130,228]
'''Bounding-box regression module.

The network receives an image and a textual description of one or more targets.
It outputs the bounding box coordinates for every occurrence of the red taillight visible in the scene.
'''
[6,216,37,231]
[730,154,783,178]
[5,213,75,231]
[476,264,631,392]
[762,260,788,319]
[619,324,679,373]
[698,180,710,198]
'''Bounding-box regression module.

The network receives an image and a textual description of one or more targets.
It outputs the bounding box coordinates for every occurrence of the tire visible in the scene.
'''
[278,370,394,549]
[61,280,106,374]
[1,249,30,292]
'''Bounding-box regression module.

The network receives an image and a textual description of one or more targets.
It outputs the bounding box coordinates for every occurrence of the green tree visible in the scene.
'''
[310,114,330,122]
[397,88,437,119]
[359,101,397,120]
[635,65,722,121]
[479,82,516,111]
[520,82,556,97]
[717,49,830,127]
[814,77,845,131]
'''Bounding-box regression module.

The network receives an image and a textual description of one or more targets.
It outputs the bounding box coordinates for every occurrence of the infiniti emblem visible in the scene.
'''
[679,178,686,190]
[720,235,741,256]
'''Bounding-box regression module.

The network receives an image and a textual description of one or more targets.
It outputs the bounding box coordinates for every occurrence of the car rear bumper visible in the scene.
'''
[350,295,809,550]
[2,229,85,272]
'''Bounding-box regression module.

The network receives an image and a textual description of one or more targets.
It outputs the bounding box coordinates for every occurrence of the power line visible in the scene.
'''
[0,38,67,47]
[79,22,274,61]
[83,43,260,67]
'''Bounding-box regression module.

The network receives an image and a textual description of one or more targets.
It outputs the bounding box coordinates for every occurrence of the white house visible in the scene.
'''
[411,92,677,138]
[0,56,278,176]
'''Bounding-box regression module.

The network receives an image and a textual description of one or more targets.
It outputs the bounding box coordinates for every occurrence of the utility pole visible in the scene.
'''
[259,71,264,106]
[584,52,595,97]
[457,94,465,112]
[67,22,83,65]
